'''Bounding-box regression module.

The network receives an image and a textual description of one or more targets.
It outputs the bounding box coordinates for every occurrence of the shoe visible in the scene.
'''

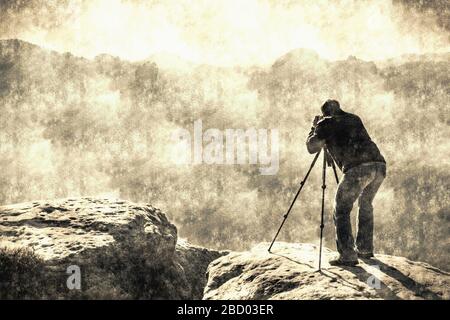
[329,256,359,266]
[357,251,374,259]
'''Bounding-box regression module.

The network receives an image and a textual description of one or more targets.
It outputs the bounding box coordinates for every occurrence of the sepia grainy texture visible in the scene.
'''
[0,0,448,279]
[0,39,447,272]
[0,1,448,63]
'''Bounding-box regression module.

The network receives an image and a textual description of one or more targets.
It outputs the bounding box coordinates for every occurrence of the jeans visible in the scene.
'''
[333,162,386,259]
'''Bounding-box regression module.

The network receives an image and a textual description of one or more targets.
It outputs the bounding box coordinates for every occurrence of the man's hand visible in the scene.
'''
[313,115,322,127]
[307,115,325,154]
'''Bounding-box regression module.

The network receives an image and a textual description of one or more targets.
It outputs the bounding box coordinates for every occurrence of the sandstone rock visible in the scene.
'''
[0,198,177,262]
[0,198,220,299]
[204,242,450,300]
[3,198,447,300]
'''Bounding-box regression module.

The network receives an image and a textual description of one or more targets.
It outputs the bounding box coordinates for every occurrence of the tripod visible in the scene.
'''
[268,147,339,271]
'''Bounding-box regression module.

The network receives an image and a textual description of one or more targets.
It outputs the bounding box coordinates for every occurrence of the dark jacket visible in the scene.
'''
[306,111,385,173]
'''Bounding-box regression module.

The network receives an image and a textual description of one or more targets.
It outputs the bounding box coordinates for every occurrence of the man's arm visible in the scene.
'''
[306,117,331,154]
[306,128,325,154]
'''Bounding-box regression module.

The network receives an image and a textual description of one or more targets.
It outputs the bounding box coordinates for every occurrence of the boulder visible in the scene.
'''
[0,197,222,299]
[204,242,449,300]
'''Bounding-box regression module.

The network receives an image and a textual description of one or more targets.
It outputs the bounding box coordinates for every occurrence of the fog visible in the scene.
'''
[0,1,448,271]
[1,0,449,65]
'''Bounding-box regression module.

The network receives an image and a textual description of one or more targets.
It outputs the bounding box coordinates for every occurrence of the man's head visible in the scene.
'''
[321,99,341,116]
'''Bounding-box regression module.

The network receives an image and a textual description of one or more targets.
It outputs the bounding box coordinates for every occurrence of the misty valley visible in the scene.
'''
[0,39,448,287]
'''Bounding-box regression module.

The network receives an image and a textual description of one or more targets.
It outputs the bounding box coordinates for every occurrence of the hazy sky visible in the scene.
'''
[0,0,449,66]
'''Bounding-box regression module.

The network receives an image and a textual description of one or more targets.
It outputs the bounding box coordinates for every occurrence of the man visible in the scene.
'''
[306,99,386,266]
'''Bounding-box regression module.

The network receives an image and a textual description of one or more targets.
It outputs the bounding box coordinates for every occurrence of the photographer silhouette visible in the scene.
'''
[307,100,386,266]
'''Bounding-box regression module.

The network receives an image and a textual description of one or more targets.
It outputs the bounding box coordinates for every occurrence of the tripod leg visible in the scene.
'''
[318,150,327,270]
[330,156,339,184]
[268,150,322,252]
[325,147,339,184]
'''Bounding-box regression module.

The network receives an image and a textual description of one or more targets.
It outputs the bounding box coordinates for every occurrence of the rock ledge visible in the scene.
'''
[204,242,449,300]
